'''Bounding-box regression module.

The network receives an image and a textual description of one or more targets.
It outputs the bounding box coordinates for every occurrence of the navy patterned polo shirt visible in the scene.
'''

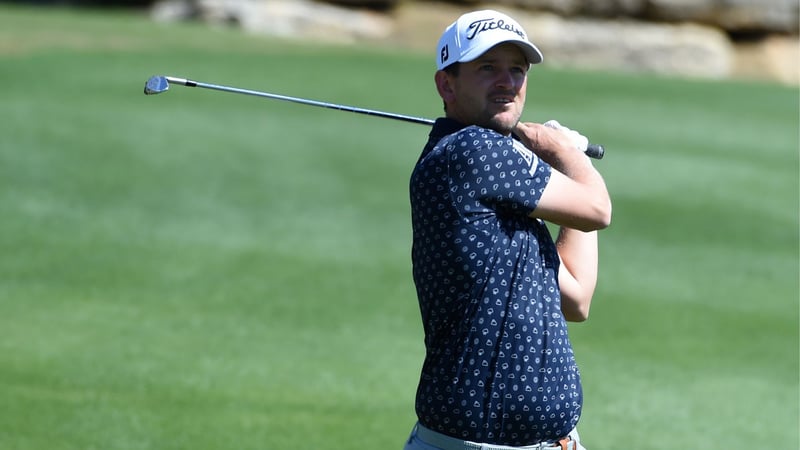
[409,118,582,446]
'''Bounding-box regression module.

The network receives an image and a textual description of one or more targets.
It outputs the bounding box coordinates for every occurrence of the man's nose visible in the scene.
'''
[495,70,516,89]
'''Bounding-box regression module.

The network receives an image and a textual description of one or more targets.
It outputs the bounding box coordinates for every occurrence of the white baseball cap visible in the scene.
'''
[436,10,543,71]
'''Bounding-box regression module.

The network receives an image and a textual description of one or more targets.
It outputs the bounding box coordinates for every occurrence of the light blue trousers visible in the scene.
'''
[403,423,587,450]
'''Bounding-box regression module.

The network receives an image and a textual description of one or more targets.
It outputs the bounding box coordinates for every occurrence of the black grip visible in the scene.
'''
[586,144,604,159]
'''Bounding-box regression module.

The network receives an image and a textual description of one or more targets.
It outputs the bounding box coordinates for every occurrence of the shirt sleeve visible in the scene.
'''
[446,127,552,218]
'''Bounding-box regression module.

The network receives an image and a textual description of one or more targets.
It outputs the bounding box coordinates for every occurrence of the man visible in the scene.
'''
[404,9,612,450]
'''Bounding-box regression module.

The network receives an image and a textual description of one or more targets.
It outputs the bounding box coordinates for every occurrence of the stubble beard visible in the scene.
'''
[449,92,524,135]
[481,107,522,136]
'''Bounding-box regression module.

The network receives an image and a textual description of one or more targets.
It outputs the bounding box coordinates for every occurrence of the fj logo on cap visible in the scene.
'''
[441,45,449,64]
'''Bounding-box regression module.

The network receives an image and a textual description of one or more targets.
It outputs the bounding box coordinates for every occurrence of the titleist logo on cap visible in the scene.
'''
[466,18,525,40]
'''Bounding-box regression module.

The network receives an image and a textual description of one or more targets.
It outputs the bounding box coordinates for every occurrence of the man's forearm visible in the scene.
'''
[557,227,599,321]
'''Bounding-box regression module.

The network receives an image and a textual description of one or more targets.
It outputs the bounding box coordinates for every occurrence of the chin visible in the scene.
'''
[484,117,517,135]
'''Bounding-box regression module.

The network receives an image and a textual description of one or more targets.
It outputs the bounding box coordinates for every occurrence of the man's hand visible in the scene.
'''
[543,120,589,154]
[513,121,591,175]
[515,120,612,232]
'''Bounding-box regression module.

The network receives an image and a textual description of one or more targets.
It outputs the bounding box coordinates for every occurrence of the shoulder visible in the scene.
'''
[448,126,543,168]
[449,126,510,148]
[437,126,513,162]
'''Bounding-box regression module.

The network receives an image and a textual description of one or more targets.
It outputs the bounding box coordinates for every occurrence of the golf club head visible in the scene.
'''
[143,76,169,95]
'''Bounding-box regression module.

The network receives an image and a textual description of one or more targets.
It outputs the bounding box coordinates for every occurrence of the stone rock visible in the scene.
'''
[150,0,196,21]
[149,0,796,84]
[390,1,465,52]
[323,0,399,10]
[493,0,588,16]
[152,0,393,43]
[646,0,800,33]
[488,0,799,33]
[513,11,736,79]
[734,34,800,84]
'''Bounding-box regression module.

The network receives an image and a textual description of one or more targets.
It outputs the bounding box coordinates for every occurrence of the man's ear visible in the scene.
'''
[435,70,456,104]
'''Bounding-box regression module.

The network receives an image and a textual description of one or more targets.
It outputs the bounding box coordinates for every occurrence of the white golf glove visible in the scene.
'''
[543,120,589,154]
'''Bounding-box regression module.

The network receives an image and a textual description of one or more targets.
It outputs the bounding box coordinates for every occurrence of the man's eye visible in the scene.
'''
[480,64,494,71]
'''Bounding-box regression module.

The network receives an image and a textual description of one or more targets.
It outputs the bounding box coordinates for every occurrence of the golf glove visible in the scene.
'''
[544,120,589,154]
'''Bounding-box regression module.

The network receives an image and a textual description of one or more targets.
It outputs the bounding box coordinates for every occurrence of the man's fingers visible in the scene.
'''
[543,119,561,129]
[543,120,588,153]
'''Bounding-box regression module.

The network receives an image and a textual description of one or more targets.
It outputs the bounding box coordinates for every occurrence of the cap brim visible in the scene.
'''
[460,39,543,66]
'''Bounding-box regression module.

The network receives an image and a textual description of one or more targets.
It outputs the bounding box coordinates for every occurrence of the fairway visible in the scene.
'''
[0,5,797,449]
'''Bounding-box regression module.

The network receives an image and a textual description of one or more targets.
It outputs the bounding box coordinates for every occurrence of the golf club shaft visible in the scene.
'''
[159,76,605,159]
[163,76,434,126]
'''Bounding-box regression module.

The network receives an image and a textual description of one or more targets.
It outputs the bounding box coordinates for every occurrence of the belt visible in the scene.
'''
[415,423,575,450]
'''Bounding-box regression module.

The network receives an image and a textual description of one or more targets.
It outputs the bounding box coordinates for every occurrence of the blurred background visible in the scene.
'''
[6,0,799,85]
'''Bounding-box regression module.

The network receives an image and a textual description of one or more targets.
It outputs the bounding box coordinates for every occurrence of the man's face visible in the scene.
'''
[440,43,529,135]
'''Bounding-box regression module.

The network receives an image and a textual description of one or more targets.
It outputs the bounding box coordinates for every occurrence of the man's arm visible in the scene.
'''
[514,122,611,231]
[514,121,611,321]
[556,228,598,321]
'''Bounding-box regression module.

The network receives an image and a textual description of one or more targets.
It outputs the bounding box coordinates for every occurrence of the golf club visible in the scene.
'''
[144,75,605,159]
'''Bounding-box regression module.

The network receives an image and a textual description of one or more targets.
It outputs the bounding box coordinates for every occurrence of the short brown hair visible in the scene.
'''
[441,63,460,111]
[443,63,461,76]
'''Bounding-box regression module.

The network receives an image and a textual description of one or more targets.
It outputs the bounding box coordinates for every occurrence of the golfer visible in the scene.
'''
[405,9,612,450]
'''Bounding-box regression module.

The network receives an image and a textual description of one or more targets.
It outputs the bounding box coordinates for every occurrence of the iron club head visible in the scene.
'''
[143,76,169,95]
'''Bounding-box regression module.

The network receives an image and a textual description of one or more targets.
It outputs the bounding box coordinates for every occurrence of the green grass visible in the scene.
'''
[1,4,798,449]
